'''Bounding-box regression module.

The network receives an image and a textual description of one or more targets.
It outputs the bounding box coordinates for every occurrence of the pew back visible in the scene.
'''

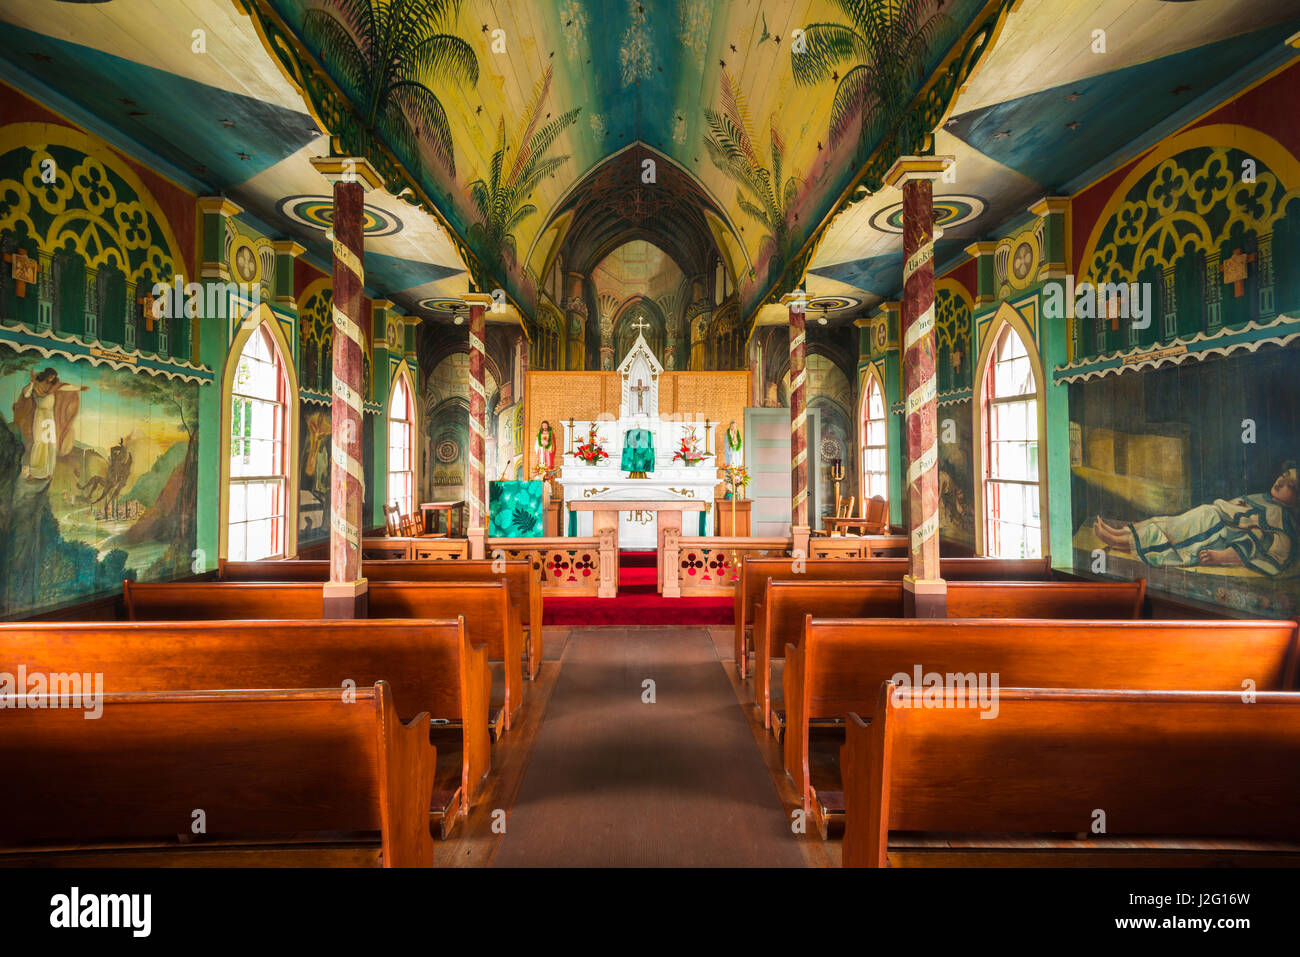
[788,617,1299,820]
[733,556,1053,674]
[123,580,524,731]
[945,579,1146,618]
[218,559,543,678]
[843,686,1300,867]
[0,618,489,813]
[755,578,1145,730]
[754,580,904,727]
[0,683,435,867]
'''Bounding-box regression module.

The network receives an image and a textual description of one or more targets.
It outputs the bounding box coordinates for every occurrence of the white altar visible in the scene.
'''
[557,331,720,548]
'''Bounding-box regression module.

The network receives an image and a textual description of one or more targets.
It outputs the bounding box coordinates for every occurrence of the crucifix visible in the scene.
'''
[630,378,650,412]
[631,316,650,335]
[1221,248,1256,298]
[4,249,37,297]
[136,292,158,332]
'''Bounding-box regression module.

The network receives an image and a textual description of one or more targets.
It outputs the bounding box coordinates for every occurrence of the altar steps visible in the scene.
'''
[542,551,732,626]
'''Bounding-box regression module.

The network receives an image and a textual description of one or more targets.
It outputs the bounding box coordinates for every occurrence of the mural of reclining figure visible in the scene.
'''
[1093,465,1299,575]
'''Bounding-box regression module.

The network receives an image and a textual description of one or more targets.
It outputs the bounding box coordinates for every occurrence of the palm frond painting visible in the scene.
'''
[467,65,580,270]
[703,71,802,264]
[791,0,953,159]
[302,0,478,175]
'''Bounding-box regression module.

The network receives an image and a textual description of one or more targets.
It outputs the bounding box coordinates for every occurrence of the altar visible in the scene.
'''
[556,331,720,549]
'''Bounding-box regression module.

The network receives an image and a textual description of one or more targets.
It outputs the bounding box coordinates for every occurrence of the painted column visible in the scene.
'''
[311,156,383,616]
[885,155,953,617]
[781,291,809,542]
[463,291,494,558]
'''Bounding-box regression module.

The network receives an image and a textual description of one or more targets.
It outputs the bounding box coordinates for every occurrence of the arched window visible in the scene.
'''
[228,322,288,561]
[860,372,889,508]
[982,323,1041,558]
[388,373,415,516]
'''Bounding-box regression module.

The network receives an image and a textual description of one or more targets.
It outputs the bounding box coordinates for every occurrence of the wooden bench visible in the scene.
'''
[786,616,1298,837]
[218,558,545,680]
[124,579,524,736]
[733,556,1053,677]
[0,683,436,867]
[843,686,1300,867]
[753,580,904,732]
[755,578,1145,733]
[1,618,489,833]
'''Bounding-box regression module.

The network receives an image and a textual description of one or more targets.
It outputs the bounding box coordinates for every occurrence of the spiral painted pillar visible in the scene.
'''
[312,156,382,616]
[463,292,494,554]
[885,156,952,617]
[782,291,809,534]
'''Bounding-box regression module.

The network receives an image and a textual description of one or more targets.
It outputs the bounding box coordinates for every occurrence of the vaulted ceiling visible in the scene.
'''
[2,0,1296,336]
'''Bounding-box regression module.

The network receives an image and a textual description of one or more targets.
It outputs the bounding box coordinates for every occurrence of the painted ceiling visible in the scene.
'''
[0,0,1296,334]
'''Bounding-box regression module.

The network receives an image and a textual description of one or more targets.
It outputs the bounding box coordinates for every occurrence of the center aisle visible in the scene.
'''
[489,625,805,867]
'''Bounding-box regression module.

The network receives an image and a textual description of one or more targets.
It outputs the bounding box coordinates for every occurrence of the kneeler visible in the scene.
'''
[621,428,654,477]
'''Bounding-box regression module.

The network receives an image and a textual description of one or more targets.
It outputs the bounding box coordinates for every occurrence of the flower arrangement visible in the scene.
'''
[575,425,608,465]
[532,463,559,481]
[672,425,706,466]
[723,464,751,498]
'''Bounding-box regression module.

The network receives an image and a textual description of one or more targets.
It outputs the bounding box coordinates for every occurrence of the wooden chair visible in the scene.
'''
[861,495,888,534]
[383,503,402,537]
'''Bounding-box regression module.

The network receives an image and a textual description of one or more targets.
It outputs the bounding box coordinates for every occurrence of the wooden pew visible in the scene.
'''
[946,578,1146,618]
[219,558,545,680]
[786,616,1298,837]
[755,578,1145,733]
[733,556,1053,676]
[123,579,524,736]
[843,685,1300,867]
[0,683,436,867]
[753,580,904,732]
[1,618,489,831]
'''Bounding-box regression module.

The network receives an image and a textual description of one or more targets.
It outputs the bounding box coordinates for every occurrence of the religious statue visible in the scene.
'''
[620,423,654,477]
[724,420,743,467]
[536,420,556,471]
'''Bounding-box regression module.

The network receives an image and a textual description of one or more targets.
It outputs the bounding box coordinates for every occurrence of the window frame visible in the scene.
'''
[387,370,416,517]
[978,319,1044,559]
[859,368,889,512]
[219,307,298,562]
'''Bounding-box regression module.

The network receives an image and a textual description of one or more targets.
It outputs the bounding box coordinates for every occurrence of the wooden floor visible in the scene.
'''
[436,625,837,867]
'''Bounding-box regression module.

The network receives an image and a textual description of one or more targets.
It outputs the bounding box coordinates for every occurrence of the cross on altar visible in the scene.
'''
[630,378,650,412]
[4,249,37,297]
[631,317,650,335]
[1221,248,1256,298]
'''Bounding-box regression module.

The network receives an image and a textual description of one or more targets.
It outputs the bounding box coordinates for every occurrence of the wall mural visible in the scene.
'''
[299,404,330,544]
[1070,347,1300,615]
[0,346,198,617]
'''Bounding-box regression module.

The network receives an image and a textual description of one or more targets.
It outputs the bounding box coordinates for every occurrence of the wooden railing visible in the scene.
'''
[807,533,909,559]
[489,527,618,598]
[665,532,792,597]
[354,537,469,560]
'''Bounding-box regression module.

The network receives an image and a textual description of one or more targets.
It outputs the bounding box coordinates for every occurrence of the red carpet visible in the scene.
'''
[542,551,734,625]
